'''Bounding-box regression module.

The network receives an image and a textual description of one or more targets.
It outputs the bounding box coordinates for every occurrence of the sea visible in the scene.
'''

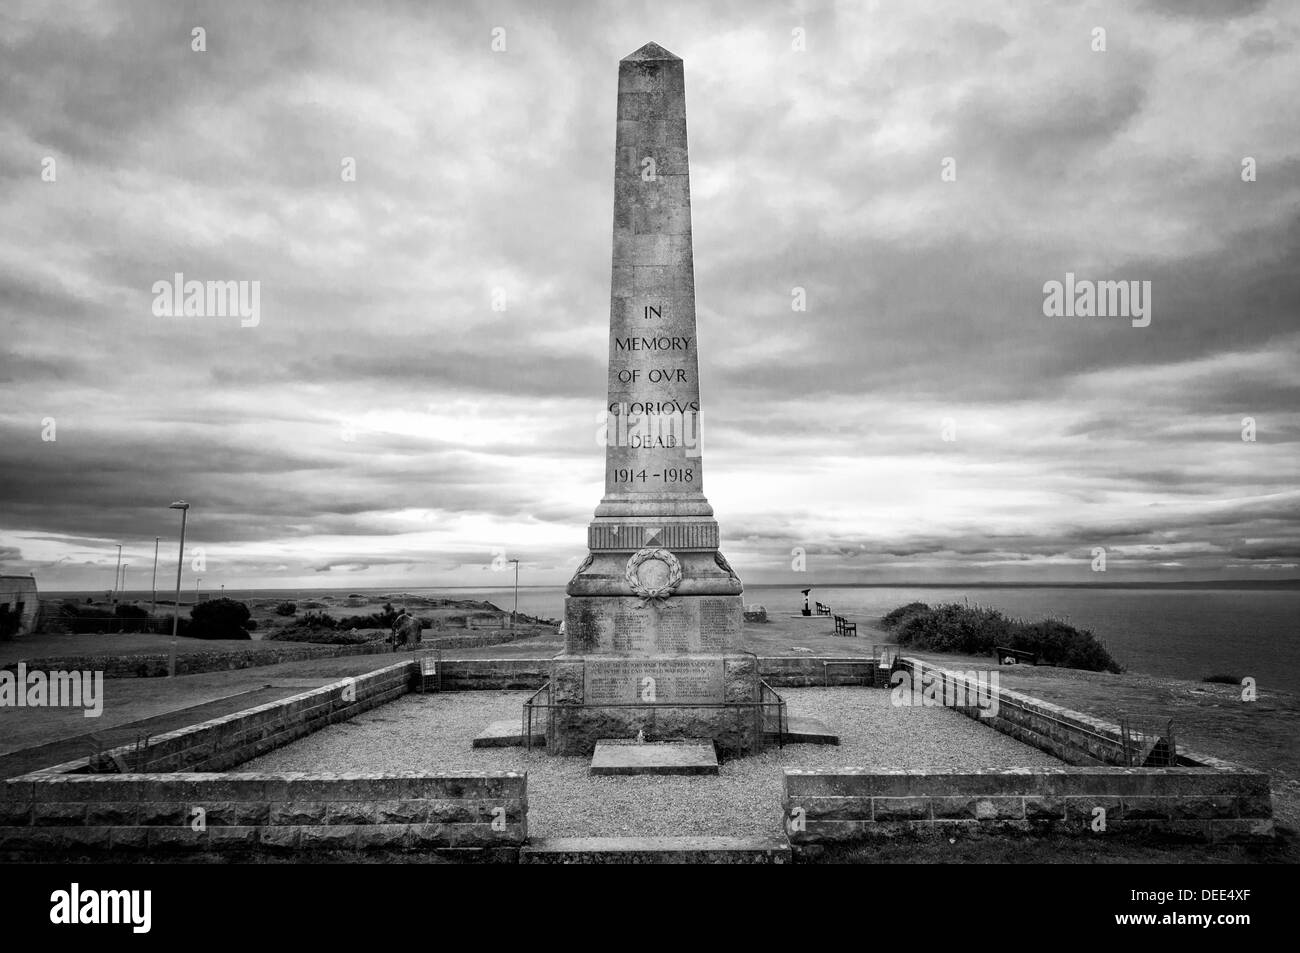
[78,583,1300,693]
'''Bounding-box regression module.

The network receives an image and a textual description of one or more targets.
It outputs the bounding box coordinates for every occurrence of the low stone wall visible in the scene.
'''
[427,630,553,652]
[898,658,1239,770]
[36,661,414,775]
[7,630,553,679]
[433,656,886,691]
[0,771,526,860]
[759,656,888,687]
[440,658,552,690]
[6,641,398,679]
[783,767,1274,851]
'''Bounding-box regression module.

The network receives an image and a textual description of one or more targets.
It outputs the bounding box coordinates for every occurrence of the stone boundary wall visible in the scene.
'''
[6,630,553,679]
[897,658,1239,770]
[5,642,397,679]
[759,657,889,687]
[440,658,553,690]
[0,771,526,861]
[782,767,1273,850]
[3,651,880,688]
[435,656,888,691]
[35,662,414,776]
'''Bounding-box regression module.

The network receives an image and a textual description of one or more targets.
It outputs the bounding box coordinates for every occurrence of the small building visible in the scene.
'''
[0,574,39,637]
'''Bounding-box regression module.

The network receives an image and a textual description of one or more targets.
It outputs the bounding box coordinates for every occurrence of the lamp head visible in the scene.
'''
[169,501,189,510]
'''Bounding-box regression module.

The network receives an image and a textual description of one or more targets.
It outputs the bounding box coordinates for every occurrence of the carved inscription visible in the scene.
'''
[584,657,725,705]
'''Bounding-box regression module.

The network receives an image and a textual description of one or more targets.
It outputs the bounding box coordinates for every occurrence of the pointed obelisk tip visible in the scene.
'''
[621,41,681,62]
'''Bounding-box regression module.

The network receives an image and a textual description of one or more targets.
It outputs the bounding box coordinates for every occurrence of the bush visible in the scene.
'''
[1202,673,1242,685]
[885,602,1121,673]
[269,627,377,645]
[187,598,254,640]
[0,604,18,640]
[274,601,297,616]
[342,602,399,630]
[56,600,163,634]
[880,601,932,631]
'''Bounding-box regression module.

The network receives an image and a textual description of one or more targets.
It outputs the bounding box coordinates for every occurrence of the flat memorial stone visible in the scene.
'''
[590,739,718,776]
[472,719,546,749]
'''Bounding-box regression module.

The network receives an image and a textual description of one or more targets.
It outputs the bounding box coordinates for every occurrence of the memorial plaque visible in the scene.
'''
[583,657,725,705]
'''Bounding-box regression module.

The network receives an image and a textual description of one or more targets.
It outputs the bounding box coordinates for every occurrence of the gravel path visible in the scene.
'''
[241,688,1063,837]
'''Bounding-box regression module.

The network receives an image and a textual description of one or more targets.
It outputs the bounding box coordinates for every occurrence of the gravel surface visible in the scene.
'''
[241,688,1063,837]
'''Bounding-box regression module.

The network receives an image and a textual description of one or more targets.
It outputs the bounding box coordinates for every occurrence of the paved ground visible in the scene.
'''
[241,689,1063,838]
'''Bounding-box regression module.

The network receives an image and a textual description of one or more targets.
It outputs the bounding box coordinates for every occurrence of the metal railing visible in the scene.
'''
[522,678,788,755]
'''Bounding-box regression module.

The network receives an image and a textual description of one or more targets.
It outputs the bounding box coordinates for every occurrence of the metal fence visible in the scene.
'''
[522,678,787,755]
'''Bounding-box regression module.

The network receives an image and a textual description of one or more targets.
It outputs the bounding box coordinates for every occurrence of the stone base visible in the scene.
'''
[472,719,546,749]
[547,651,761,756]
[590,740,718,776]
[771,715,839,746]
[563,592,744,654]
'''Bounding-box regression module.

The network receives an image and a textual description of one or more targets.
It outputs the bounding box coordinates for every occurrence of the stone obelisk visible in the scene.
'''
[552,42,755,756]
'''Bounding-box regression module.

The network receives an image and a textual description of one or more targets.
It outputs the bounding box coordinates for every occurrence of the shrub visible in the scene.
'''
[269,627,377,645]
[274,601,297,616]
[342,602,399,630]
[880,601,932,630]
[187,598,254,640]
[56,600,163,634]
[885,602,1121,673]
[298,610,337,629]
[1202,673,1241,685]
[0,604,18,640]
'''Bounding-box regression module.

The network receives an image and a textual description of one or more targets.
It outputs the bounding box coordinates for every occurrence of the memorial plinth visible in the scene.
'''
[551,42,757,756]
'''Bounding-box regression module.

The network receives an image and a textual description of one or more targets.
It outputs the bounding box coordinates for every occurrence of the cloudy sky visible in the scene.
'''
[1,0,1297,592]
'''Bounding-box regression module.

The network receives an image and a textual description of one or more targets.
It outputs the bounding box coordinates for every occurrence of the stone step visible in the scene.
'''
[765,715,839,745]
[590,739,718,776]
[471,719,546,749]
[520,836,791,864]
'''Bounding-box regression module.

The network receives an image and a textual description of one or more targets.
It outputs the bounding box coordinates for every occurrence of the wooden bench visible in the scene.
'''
[833,615,857,637]
[993,645,1037,666]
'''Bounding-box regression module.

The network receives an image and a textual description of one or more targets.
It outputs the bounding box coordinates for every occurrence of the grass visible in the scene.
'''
[810,828,1298,864]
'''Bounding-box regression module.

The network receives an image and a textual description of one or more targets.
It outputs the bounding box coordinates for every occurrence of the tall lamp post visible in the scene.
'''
[509,558,520,628]
[169,501,189,639]
[112,543,122,604]
[151,536,160,615]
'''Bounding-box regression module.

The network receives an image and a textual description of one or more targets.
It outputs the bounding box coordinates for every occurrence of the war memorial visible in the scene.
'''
[0,45,1277,868]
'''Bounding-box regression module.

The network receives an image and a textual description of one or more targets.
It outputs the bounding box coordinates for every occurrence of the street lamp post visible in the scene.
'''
[120,564,128,600]
[151,537,160,615]
[509,558,520,628]
[169,501,189,639]
[112,544,122,604]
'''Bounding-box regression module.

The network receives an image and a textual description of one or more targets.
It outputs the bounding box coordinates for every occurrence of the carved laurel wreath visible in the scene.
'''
[625,547,683,603]
[568,553,594,588]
